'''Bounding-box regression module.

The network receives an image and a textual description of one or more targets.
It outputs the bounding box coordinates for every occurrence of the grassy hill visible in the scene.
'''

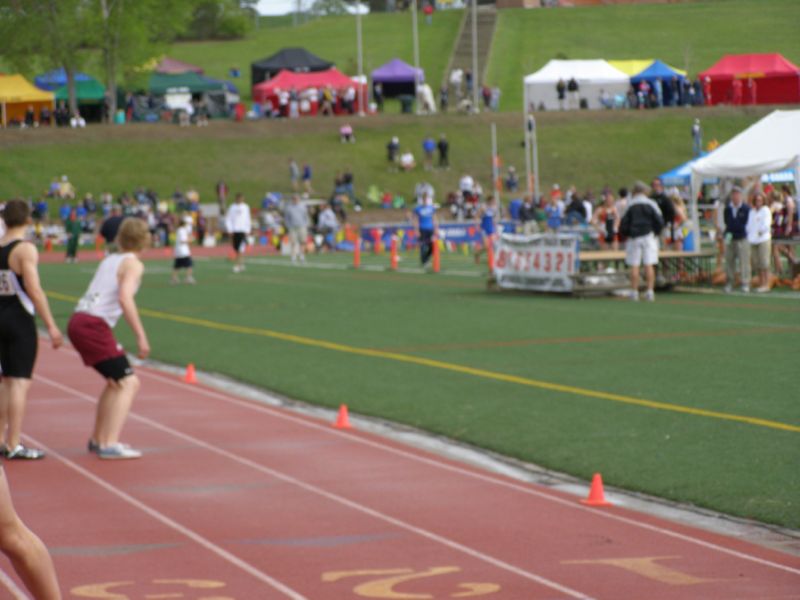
[487,0,800,111]
[0,106,770,206]
[170,11,463,103]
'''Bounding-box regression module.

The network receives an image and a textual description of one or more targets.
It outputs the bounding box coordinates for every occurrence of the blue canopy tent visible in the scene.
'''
[35,68,93,91]
[630,60,686,106]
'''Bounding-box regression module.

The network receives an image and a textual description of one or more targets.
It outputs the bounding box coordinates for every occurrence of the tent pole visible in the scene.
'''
[1,102,5,128]
[471,0,479,114]
[491,122,499,204]
[411,0,420,115]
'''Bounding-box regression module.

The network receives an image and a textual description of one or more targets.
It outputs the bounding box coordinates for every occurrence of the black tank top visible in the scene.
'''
[0,240,32,313]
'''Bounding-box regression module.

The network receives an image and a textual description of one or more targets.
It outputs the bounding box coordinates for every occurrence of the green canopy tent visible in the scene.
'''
[140,72,230,121]
[147,72,224,95]
[54,77,106,122]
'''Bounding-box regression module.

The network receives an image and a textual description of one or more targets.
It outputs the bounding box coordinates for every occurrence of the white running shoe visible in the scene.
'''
[97,443,142,460]
[643,289,655,302]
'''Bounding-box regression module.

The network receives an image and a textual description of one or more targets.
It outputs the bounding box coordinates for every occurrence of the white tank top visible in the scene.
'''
[75,253,137,327]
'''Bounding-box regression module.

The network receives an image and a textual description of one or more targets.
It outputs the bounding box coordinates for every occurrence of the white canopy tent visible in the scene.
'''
[691,110,800,248]
[523,60,629,111]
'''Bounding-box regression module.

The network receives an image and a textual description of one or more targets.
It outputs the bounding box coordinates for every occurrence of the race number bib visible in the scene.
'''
[0,270,16,296]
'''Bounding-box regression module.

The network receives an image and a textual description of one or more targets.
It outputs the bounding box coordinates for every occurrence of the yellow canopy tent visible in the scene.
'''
[608,59,687,77]
[0,74,55,127]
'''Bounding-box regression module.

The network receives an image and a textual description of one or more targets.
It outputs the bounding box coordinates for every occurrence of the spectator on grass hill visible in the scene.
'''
[387,137,400,167]
[437,134,449,169]
[556,78,566,110]
[723,187,751,293]
[422,135,436,171]
[302,163,313,193]
[619,181,664,301]
[567,77,579,109]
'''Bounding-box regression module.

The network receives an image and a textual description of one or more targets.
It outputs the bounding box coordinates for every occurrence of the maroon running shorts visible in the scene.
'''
[68,312,125,366]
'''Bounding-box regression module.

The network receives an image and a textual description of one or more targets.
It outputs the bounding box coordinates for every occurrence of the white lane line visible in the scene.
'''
[0,569,30,600]
[35,374,593,600]
[137,368,800,578]
[20,435,307,599]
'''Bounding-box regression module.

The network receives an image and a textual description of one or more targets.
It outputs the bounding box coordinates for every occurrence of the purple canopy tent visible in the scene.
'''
[371,58,424,98]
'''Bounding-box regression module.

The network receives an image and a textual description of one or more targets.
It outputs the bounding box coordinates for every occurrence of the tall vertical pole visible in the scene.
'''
[356,2,365,116]
[530,114,540,203]
[411,0,421,114]
[491,122,499,203]
[471,0,479,113]
[523,86,532,195]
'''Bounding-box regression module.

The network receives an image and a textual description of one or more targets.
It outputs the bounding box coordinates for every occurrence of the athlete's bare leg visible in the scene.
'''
[92,375,139,447]
[0,378,32,449]
[0,469,61,599]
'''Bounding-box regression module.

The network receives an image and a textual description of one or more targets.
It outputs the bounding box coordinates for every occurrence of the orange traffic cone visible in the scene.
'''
[353,237,361,269]
[44,238,53,252]
[432,237,441,273]
[184,363,197,384]
[332,404,352,429]
[581,473,612,506]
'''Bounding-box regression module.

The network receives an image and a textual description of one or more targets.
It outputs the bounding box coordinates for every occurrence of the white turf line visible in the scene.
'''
[35,374,594,600]
[138,368,800,578]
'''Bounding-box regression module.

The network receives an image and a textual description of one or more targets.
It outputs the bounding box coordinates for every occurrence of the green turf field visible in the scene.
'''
[0,107,772,205]
[40,253,800,528]
[487,0,800,111]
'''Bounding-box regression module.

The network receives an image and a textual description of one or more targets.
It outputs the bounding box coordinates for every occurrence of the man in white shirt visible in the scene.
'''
[225,193,251,273]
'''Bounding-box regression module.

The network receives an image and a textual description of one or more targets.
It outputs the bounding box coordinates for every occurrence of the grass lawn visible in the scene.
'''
[39,253,800,527]
[487,0,800,111]
[169,11,463,104]
[0,106,772,205]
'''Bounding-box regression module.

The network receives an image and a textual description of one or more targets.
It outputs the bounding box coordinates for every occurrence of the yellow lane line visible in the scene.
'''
[47,291,800,433]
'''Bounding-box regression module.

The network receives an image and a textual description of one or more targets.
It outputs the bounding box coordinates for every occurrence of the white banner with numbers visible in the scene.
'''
[493,233,580,292]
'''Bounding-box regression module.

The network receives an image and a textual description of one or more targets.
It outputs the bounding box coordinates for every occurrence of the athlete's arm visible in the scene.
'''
[13,243,63,349]
[118,257,150,359]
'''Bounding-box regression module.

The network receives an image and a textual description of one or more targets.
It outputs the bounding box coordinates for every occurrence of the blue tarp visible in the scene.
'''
[34,68,93,91]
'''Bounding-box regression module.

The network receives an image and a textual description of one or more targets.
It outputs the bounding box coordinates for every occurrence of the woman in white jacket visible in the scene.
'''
[747,191,772,292]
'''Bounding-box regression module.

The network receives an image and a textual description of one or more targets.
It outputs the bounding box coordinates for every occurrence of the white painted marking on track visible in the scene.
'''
[135,368,800,578]
[34,374,594,600]
[0,568,30,600]
[20,433,307,599]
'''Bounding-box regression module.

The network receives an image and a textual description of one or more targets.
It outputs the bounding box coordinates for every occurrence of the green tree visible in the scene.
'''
[96,0,196,121]
[0,0,94,118]
[183,0,256,40]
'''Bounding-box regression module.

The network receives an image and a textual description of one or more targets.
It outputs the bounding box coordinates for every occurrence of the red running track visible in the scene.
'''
[2,343,798,599]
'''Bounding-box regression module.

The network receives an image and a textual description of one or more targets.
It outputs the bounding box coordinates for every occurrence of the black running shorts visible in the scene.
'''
[0,307,37,379]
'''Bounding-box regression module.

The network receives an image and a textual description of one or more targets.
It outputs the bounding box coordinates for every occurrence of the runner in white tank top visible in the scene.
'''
[66,217,150,460]
[75,252,137,327]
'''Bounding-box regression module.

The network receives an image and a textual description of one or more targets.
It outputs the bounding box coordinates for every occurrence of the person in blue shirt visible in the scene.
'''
[410,195,439,266]
[474,196,499,264]
[422,135,436,171]
[544,196,562,232]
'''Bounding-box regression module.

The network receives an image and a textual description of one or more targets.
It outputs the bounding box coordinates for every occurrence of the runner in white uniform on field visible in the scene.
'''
[171,216,195,284]
[67,218,151,460]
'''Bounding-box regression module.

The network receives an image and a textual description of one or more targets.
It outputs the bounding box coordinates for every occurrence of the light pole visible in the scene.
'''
[411,0,421,114]
[529,114,540,203]
[356,1,365,116]
[471,0,479,113]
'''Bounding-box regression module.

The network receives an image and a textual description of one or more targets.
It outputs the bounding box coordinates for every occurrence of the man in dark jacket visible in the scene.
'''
[620,181,664,301]
[723,186,751,293]
[651,178,675,243]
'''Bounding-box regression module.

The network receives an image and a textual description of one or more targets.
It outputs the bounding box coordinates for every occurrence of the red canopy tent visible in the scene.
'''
[252,68,365,116]
[699,53,800,106]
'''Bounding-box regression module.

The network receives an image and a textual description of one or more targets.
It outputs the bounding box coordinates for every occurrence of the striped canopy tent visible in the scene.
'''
[0,74,55,127]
